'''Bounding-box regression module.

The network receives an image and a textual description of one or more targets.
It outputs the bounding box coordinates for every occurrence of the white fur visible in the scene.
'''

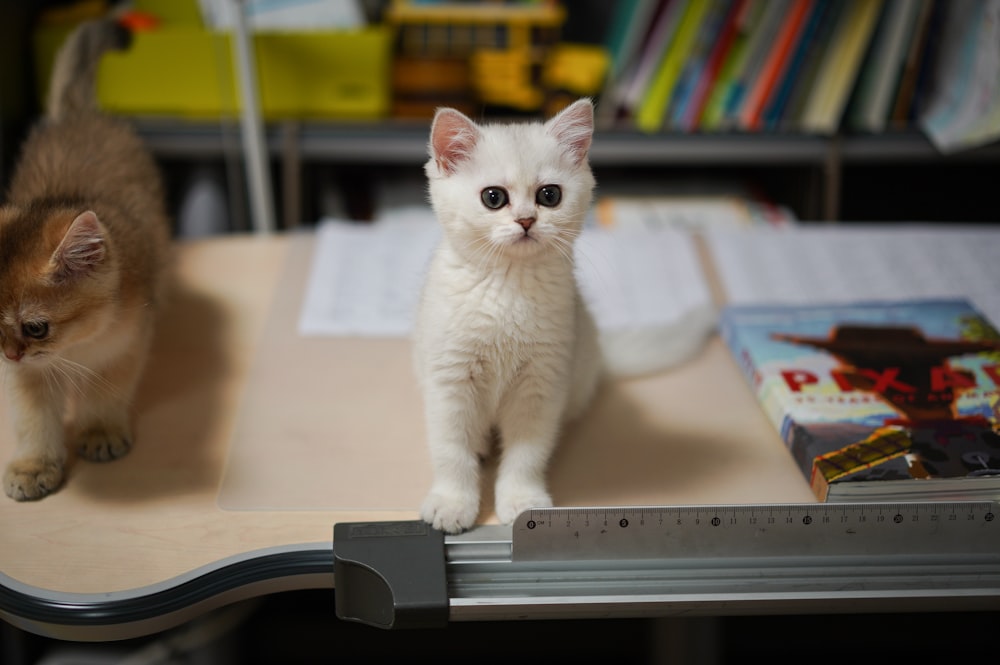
[414,99,714,533]
[599,303,718,377]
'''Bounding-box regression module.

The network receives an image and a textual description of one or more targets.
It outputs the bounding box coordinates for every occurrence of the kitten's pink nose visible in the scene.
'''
[516,217,535,231]
[3,347,23,362]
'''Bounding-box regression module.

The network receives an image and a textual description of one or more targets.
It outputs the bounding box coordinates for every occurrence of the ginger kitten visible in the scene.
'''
[415,99,715,534]
[0,19,172,500]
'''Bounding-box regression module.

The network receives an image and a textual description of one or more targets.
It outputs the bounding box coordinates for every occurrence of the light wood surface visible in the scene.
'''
[0,231,813,598]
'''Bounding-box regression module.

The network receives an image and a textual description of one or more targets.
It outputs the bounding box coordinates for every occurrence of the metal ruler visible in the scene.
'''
[509,501,999,560]
[333,501,1000,629]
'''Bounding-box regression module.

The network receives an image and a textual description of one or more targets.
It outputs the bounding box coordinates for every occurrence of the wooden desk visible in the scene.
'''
[0,231,818,639]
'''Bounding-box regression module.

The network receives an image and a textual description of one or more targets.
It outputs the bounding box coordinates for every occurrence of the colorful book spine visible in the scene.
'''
[636,0,713,132]
[848,0,925,133]
[677,0,747,131]
[761,0,832,130]
[700,0,766,129]
[667,0,733,130]
[738,0,815,130]
[799,0,884,135]
[717,0,788,129]
[620,0,687,118]
[888,0,935,129]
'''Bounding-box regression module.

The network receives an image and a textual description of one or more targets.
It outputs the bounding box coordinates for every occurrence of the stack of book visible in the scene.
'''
[597,0,966,136]
[721,299,1000,502]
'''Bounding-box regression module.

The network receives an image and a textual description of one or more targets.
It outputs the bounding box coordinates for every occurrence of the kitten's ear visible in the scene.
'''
[429,108,480,176]
[545,98,594,165]
[50,210,106,282]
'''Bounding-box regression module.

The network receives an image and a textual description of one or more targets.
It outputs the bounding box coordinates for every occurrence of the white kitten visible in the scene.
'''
[414,99,714,533]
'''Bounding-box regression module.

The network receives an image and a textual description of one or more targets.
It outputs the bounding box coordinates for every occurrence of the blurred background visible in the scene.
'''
[1,0,998,236]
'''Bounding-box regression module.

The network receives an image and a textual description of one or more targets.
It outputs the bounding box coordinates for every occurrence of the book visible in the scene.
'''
[887,0,936,129]
[779,0,846,131]
[716,0,788,129]
[604,0,658,80]
[846,0,925,133]
[799,0,884,135]
[907,0,948,124]
[666,0,734,131]
[920,0,1000,153]
[699,0,765,130]
[761,0,834,130]
[737,0,815,131]
[721,299,1000,502]
[679,0,748,131]
[636,0,713,132]
[596,0,662,127]
[618,0,687,121]
[594,191,797,230]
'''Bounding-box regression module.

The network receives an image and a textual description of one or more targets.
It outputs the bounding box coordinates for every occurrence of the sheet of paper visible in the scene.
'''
[298,219,439,336]
[298,218,714,337]
[704,225,1000,326]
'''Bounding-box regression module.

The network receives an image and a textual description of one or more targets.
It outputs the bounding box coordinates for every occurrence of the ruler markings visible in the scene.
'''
[511,502,1000,562]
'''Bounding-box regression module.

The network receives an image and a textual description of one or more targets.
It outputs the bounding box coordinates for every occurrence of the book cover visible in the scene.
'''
[799,0,884,135]
[721,299,1000,502]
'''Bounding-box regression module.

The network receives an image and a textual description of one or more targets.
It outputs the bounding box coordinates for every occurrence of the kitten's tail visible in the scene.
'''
[600,303,718,377]
[46,17,131,122]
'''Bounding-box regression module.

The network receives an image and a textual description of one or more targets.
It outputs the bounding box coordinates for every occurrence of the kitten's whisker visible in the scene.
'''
[49,356,123,401]
[43,359,83,399]
[463,237,493,274]
[39,364,64,401]
[549,235,576,266]
[469,234,503,275]
[572,235,615,303]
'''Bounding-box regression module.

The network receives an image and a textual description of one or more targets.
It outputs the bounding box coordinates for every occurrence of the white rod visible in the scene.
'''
[230,0,275,233]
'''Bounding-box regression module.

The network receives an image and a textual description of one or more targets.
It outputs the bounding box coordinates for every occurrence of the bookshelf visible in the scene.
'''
[135,118,1000,227]
[5,1,999,230]
[138,120,1000,166]
[120,0,1000,227]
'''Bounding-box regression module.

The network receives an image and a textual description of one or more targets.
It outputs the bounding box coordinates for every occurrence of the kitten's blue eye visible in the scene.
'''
[22,321,49,340]
[536,185,562,207]
[481,187,508,210]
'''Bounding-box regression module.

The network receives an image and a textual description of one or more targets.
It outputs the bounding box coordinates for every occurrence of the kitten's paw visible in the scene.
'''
[495,488,552,525]
[4,458,64,501]
[76,429,132,462]
[421,491,480,534]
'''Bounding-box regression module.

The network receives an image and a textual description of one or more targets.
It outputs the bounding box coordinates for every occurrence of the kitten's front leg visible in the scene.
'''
[493,385,564,524]
[74,400,134,463]
[3,380,66,501]
[73,336,146,462]
[420,393,490,534]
